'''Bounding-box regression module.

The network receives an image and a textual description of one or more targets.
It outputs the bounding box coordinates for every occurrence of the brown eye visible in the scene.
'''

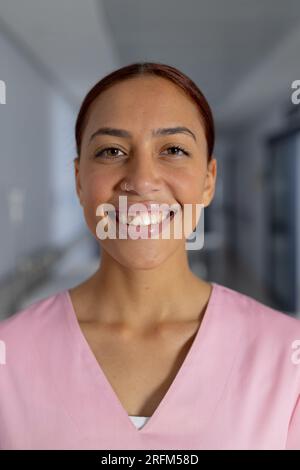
[95,147,125,159]
[162,146,190,157]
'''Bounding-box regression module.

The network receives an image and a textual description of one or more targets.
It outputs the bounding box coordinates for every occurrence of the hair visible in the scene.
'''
[75,61,215,162]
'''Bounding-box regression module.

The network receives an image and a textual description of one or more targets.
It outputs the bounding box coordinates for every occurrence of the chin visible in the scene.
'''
[102,239,180,270]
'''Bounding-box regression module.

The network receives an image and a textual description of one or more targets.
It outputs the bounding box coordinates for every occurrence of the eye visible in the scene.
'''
[162,145,190,157]
[94,145,190,160]
[94,147,125,159]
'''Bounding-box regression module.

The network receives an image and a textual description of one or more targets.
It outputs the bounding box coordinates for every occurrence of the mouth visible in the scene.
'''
[99,203,183,239]
[114,207,179,227]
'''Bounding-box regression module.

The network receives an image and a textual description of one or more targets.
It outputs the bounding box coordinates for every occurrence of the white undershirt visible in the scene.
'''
[129,415,150,430]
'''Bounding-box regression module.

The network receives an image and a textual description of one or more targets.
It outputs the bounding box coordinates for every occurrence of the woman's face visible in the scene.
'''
[74,76,217,269]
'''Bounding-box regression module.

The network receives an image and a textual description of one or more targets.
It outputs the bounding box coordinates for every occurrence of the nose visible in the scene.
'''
[120,155,162,197]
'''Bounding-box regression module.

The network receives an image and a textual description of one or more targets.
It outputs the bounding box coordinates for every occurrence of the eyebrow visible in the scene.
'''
[89,126,197,143]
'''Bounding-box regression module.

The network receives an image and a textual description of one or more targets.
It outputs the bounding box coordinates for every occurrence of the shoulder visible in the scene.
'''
[0,290,68,349]
[212,283,300,444]
[213,282,300,383]
[213,281,300,339]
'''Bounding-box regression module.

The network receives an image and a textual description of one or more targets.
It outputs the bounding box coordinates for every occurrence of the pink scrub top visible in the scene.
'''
[0,281,299,450]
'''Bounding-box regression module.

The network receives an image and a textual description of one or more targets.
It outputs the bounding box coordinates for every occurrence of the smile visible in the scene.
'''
[116,209,176,226]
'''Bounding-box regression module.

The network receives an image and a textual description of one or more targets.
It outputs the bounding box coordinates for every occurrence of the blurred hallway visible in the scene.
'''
[1,0,300,320]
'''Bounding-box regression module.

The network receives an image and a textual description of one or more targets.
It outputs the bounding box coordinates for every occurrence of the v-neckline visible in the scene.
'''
[62,281,219,435]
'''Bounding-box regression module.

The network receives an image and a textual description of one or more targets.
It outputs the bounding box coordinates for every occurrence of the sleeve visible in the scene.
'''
[286,394,300,450]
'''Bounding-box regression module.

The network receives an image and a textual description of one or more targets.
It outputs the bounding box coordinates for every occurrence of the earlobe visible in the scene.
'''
[74,157,83,206]
[202,158,217,206]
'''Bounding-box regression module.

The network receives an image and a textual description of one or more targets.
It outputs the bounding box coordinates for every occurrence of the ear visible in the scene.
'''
[74,157,83,206]
[202,157,217,207]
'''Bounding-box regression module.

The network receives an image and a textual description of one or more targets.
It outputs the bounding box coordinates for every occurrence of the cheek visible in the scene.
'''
[170,168,205,205]
[80,171,114,235]
[169,169,205,234]
[82,170,114,206]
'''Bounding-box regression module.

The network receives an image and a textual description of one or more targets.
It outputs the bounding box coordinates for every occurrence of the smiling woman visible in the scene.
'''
[0,62,299,450]
[73,63,215,268]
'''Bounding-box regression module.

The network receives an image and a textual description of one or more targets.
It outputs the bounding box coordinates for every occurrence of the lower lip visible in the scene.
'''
[113,211,176,238]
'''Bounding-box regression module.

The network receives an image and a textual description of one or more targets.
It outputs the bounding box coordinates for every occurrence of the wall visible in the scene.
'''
[0,28,82,280]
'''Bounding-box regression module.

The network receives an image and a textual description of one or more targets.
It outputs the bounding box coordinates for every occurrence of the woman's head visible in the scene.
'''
[75,62,215,160]
[74,61,217,269]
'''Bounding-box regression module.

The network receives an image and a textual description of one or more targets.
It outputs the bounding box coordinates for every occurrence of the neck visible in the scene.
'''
[77,249,211,329]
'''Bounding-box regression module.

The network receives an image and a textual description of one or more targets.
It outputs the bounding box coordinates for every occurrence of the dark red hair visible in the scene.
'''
[75,61,215,161]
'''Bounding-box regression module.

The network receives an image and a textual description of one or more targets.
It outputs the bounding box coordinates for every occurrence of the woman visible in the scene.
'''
[0,62,299,450]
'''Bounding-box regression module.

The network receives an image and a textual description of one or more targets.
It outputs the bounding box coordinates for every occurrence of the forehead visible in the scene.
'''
[82,76,205,140]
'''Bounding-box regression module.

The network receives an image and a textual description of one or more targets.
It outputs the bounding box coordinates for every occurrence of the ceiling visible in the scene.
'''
[101,0,300,126]
[1,0,300,128]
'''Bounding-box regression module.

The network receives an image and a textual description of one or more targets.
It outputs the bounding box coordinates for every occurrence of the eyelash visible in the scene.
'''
[94,145,190,160]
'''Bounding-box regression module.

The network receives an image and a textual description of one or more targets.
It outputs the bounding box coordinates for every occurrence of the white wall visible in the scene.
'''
[0,28,84,280]
[48,91,85,246]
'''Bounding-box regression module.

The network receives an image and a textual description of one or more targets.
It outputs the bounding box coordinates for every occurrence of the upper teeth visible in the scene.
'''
[119,210,171,226]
